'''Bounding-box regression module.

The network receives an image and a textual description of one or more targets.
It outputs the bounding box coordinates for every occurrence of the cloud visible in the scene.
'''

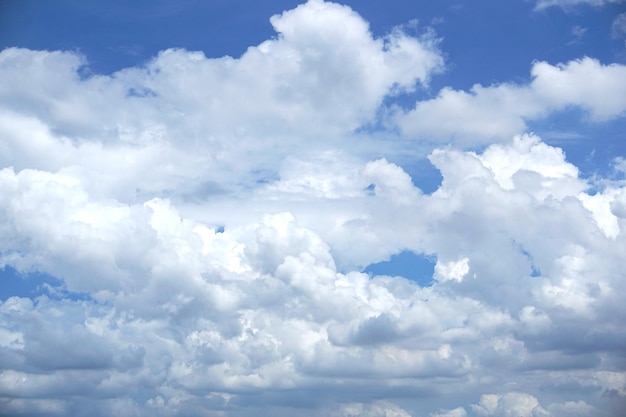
[1,1,626,416]
[331,401,413,417]
[534,0,626,10]
[431,408,468,417]
[434,257,470,282]
[612,13,626,40]
[395,58,626,144]
[469,393,552,417]
[0,0,443,203]
[2,131,626,415]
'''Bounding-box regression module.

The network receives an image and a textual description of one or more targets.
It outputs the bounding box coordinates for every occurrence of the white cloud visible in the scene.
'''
[396,58,626,144]
[3,130,625,415]
[434,258,470,282]
[1,1,626,416]
[0,0,443,205]
[431,407,468,417]
[470,393,552,417]
[613,13,626,39]
[547,401,596,417]
[429,391,606,417]
[534,0,626,9]
[331,401,413,417]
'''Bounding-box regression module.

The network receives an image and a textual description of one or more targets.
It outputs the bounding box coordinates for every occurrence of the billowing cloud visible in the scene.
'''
[469,393,552,417]
[2,132,625,416]
[0,0,442,202]
[1,1,625,416]
[396,58,626,144]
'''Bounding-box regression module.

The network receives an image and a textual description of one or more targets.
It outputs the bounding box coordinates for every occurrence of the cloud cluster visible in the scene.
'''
[0,0,442,202]
[396,58,626,144]
[1,1,625,416]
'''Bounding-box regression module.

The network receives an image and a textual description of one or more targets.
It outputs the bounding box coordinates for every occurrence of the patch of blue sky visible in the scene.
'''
[364,250,436,286]
[4,0,621,81]
[516,244,542,278]
[433,1,624,89]
[0,266,94,302]
[126,86,158,98]
[400,158,444,195]
[0,0,300,74]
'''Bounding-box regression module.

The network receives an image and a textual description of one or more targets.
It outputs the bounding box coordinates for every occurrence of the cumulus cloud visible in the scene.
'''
[469,393,552,417]
[431,407,468,417]
[2,131,626,415]
[0,0,442,203]
[396,58,626,144]
[1,1,626,416]
[331,401,413,417]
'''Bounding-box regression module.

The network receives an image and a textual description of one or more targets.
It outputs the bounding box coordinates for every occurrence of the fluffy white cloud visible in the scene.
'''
[396,58,626,144]
[331,401,413,417]
[434,258,470,282]
[2,132,625,416]
[469,393,552,417]
[1,1,626,416]
[431,393,605,417]
[431,407,468,417]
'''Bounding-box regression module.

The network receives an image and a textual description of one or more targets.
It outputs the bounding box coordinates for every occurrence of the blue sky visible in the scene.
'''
[1,1,626,416]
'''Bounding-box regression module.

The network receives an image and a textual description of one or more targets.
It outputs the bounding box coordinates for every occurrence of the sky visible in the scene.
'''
[1,0,626,416]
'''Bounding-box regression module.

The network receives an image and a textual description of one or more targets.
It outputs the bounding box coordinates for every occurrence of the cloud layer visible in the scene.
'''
[1,1,625,416]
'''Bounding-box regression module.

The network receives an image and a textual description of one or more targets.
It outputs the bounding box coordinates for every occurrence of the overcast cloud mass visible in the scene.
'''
[1,0,626,416]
